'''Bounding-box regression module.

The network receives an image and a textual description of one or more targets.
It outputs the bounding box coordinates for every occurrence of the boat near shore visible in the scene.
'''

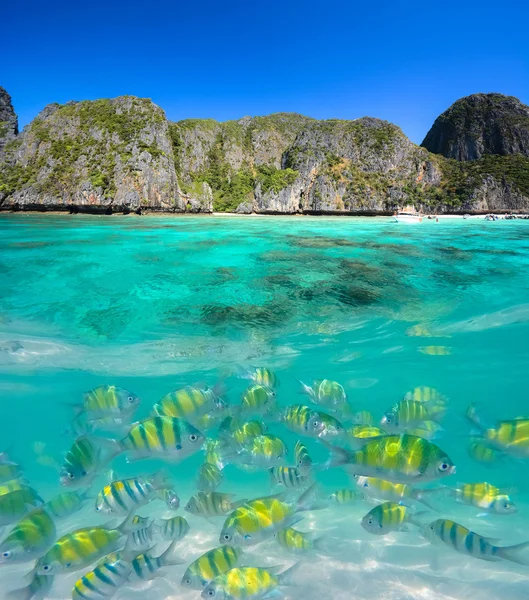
[392,210,423,223]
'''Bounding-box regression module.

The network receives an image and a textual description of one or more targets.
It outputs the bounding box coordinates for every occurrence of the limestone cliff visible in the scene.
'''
[0,87,18,157]
[1,88,529,214]
[422,93,529,161]
[0,97,205,212]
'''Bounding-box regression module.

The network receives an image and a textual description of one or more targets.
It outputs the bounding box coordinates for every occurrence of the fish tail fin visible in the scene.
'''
[6,574,53,600]
[296,483,326,512]
[464,403,486,431]
[159,538,186,567]
[278,561,303,586]
[235,365,253,381]
[319,439,354,469]
[496,541,529,565]
[408,511,430,528]
[298,380,313,397]
[412,488,448,510]
[117,511,142,534]
[148,469,172,491]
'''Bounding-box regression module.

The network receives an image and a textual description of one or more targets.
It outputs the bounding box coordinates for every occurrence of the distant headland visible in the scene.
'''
[1,88,529,215]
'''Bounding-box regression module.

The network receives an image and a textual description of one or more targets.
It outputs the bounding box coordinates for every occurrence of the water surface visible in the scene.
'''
[1,214,529,599]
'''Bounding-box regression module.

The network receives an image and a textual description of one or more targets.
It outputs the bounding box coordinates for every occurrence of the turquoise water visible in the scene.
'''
[1,214,529,599]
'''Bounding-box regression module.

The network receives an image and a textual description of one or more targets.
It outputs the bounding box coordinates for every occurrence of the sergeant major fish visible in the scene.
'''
[182,546,243,590]
[201,564,301,600]
[423,519,529,565]
[323,434,456,484]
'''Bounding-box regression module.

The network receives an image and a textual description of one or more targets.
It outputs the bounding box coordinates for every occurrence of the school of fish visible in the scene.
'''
[1,372,529,600]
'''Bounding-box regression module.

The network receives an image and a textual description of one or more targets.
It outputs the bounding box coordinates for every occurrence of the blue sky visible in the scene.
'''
[3,0,528,143]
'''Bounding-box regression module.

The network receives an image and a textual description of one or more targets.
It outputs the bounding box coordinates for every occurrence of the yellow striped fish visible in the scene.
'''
[381,399,445,432]
[269,466,310,489]
[119,416,204,462]
[124,515,189,553]
[294,441,312,474]
[239,385,277,417]
[423,519,529,564]
[45,490,88,519]
[36,512,135,576]
[5,571,53,600]
[185,492,247,519]
[60,435,120,488]
[239,367,279,389]
[467,439,503,464]
[235,434,288,468]
[182,545,243,589]
[228,421,268,447]
[72,554,131,600]
[299,379,349,414]
[403,386,446,403]
[361,502,420,535]
[0,462,23,485]
[128,539,184,582]
[0,507,56,564]
[275,527,327,553]
[157,488,180,509]
[198,462,223,492]
[280,405,322,437]
[95,472,170,514]
[418,346,452,356]
[483,418,529,457]
[220,485,318,546]
[0,479,26,496]
[156,516,190,541]
[352,411,374,425]
[347,425,386,440]
[201,564,300,600]
[353,475,429,506]
[328,489,362,505]
[324,434,456,484]
[315,411,346,440]
[153,385,225,421]
[80,385,140,420]
[0,487,44,526]
[450,482,517,514]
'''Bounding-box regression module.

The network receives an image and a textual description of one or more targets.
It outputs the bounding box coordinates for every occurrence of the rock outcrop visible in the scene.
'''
[1,88,529,214]
[0,87,18,156]
[422,93,529,161]
[0,96,209,212]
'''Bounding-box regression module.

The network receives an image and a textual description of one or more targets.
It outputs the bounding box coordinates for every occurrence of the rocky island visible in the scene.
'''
[1,87,528,214]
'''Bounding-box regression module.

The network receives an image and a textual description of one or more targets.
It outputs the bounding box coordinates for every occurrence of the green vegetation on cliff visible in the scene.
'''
[0,97,171,203]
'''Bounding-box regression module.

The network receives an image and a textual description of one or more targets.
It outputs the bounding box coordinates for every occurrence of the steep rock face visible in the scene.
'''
[284,118,442,213]
[169,113,313,212]
[422,93,529,161]
[0,87,18,156]
[1,88,529,214]
[0,97,207,212]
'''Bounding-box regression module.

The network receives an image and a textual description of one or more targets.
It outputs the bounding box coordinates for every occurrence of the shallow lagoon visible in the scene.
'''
[1,214,529,599]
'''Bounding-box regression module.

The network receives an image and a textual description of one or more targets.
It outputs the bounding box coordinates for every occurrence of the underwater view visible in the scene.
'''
[1,214,529,600]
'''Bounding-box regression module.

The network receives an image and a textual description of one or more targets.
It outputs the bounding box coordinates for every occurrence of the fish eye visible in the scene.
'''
[385,416,392,423]
[189,434,198,442]
[67,472,75,479]
[223,534,231,541]
[504,502,511,509]
[42,565,50,571]
[207,591,215,597]
[2,551,11,558]
[312,421,320,428]
[127,396,135,403]
[368,519,373,525]
[184,579,191,585]
[438,462,449,471]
